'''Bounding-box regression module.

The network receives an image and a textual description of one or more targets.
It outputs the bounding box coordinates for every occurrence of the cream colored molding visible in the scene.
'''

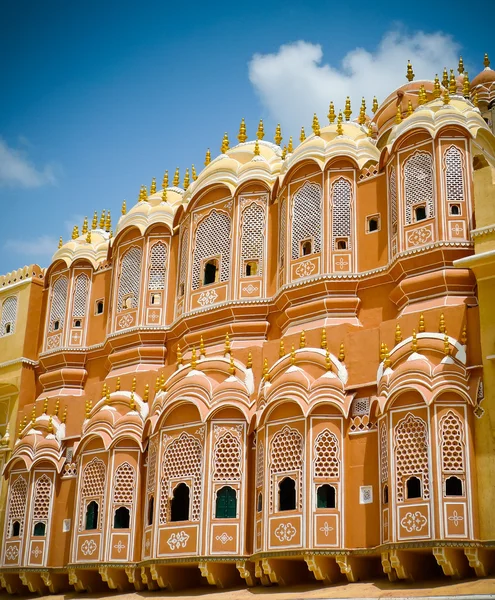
[471,223,495,238]
[0,357,38,369]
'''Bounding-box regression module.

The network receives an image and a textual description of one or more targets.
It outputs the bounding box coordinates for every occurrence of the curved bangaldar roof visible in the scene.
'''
[51,229,111,270]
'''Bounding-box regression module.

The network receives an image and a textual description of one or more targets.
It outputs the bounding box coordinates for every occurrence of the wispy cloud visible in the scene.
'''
[248,29,460,132]
[4,235,58,258]
[0,137,57,188]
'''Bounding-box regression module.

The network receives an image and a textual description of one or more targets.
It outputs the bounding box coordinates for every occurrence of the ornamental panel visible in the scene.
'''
[191,211,232,290]
[72,274,89,317]
[331,177,352,249]
[240,202,265,276]
[394,413,429,503]
[291,182,322,259]
[117,246,142,312]
[0,296,17,337]
[48,276,68,332]
[148,242,168,290]
[444,146,465,202]
[404,152,434,225]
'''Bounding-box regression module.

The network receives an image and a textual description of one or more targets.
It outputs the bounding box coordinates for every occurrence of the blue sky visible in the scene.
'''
[0,0,492,274]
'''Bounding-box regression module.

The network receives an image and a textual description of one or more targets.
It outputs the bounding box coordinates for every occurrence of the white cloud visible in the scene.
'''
[248,30,460,132]
[0,137,57,188]
[4,235,58,258]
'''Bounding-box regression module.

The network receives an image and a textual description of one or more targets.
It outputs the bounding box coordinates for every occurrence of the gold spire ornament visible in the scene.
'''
[299,330,306,349]
[367,122,373,138]
[173,167,180,187]
[105,211,111,232]
[418,85,427,105]
[162,187,167,202]
[444,333,451,356]
[484,53,490,68]
[142,186,148,201]
[224,332,231,356]
[290,345,296,366]
[300,126,306,142]
[82,217,88,235]
[55,399,60,417]
[237,118,247,143]
[200,335,206,357]
[99,210,106,228]
[419,313,425,333]
[380,342,386,361]
[204,148,211,166]
[105,387,111,403]
[150,177,156,195]
[155,376,160,392]
[384,347,391,369]
[132,377,136,393]
[229,353,235,376]
[253,139,260,156]
[449,69,457,94]
[279,339,285,358]
[412,329,418,352]
[43,398,48,414]
[31,405,36,425]
[72,226,79,240]
[92,211,98,229]
[328,101,336,124]
[406,60,415,81]
[102,382,107,397]
[321,329,327,350]
[325,349,332,371]
[191,164,197,181]
[160,372,165,389]
[121,200,127,215]
[287,136,293,153]
[58,237,63,249]
[338,342,345,362]
[86,230,91,244]
[474,92,479,107]
[183,169,190,190]
[336,111,344,135]
[274,123,282,145]
[463,73,470,98]
[443,87,451,105]
[458,56,464,74]
[358,98,366,125]
[395,104,402,124]
[221,132,230,154]
[162,170,169,190]
[177,344,183,367]
[263,357,270,380]
[281,146,287,159]
[407,101,413,116]
[344,96,352,121]
[442,67,449,88]
[129,391,136,411]
[247,351,253,369]
[115,377,121,392]
[461,324,467,345]
[62,406,67,424]
[395,323,402,343]
[312,113,320,136]
[191,346,197,369]
[433,74,441,98]
[256,119,265,140]
[439,313,446,333]
[372,96,378,113]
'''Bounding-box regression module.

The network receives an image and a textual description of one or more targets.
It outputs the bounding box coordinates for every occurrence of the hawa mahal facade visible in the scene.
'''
[0,56,495,594]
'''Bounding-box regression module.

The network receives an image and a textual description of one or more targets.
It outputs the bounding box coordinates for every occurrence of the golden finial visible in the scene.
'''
[160,372,165,391]
[85,400,91,418]
[199,335,206,357]
[281,146,287,159]
[102,381,107,398]
[162,170,169,190]
[173,167,180,187]
[344,96,352,121]
[325,349,332,371]
[418,85,427,105]
[312,113,320,136]
[121,200,127,215]
[224,332,231,356]
[144,383,149,402]
[439,313,446,333]
[191,346,197,369]
[58,236,63,249]
[54,399,60,417]
[204,148,211,166]
[62,406,67,424]
[229,353,235,376]
[433,74,441,98]
[31,405,36,425]
[372,96,378,113]
[287,136,293,153]
[484,53,490,68]
[109,229,113,239]
[105,387,111,403]
[162,187,167,202]
[279,339,285,358]
[99,209,106,228]
[442,67,449,88]
[458,56,464,74]
[338,342,345,362]
[463,73,470,98]
[474,92,479,107]
[358,97,366,125]
[177,344,183,368]
[407,100,413,116]
[443,87,450,105]
[380,342,386,361]
[444,333,450,356]
[274,123,282,145]
[328,101,336,124]
[191,165,197,181]
[115,377,121,392]
[86,230,91,244]
[321,329,327,350]
[43,398,48,414]
[18,421,23,437]
[221,132,229,154]
[419,313,425,333]
[395,104,402,124]
[155,376,160,392]
[290,345,296,366]
[129,391,136,411]
[336,111,343,135]
[384,346,391,369]
[299,126,306,142]
[247,351,252,369]
[253,139,260,156]
[237,117,247,143]
[263,357,270,381]
[72,226,79,240]
[367,122,373,138]
[411,329,418,352]
[299,330,306,349]
[461,324,467,345]
[82,217,88,235]
[105,210,111,232]
[150,177,156,195]
[395,323,402,343]
[406,60,414,82]
[183,168,190,190]
[92,211,98,229]
[449,69,457,94]
[131,377,136,393]
[138,185,143,202]
[256,119,265,140]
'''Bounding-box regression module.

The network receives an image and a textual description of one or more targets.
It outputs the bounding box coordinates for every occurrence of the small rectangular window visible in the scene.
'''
[336,238,348,250]
[244,260,258,277]
[150,293,161,305]
[414,205,427,222]
[300,239,313,257]
[449,203,461,216]
[95,300,104,315]
[366,214,380,233]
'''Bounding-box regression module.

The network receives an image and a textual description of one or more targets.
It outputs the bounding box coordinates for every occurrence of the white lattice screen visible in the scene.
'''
[380,422,388,483]
[279,199,286,267]
[160,432,203,523]
[148,242,168,290]
[192,211,232,290]
[256,441,264,488]
[7,475,28,537]
[404,152,435,224]
[240,203,265,276]
[113,462,136,505]
[440,411,465,473]
[389,166,398,235]
[79,457,106,529]
[213,432,242,481]
[31,474,52,532]
[445,146,465,202]
[178,228,189,296]
[394,413,430,502]
[313,429,340,478]
[147,441,157,493]
[291,182,322,259]
[49,276,68,331]
[331,177,352,248]
[0,296,17,337]
[352,398,370,416]
[117,246,142,312]
[270,425,304,511]
[72,274,89,317]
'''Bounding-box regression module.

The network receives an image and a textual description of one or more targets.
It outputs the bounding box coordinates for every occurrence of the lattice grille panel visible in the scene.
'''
[117,246,142,312]
[32,475,52,521]
[148,242,168,290]
[404,152,434,224]
[270,425,303,511]
[352,398,370,416]
[380,422,388,483]
[160,432,203,523]
[7,475,27,537]
[394,413,429,502]
[213,432,242,481]
[79,457,106,529]
[72,274,89,317]
[178,228,189,295]
[256,441,264,488]
[279,199,286,268]
[291,182,322,259]
[49,276,68,331]
[445,146,465,202]
[331,177,352,248]
[192,210,232,290]
[113,462,136,505]
[440,411,465,473]
[389,166,398,236]
[0,296,17,337]
[147,441,157,492]
[314,429,340,478]
[241,203,265,276]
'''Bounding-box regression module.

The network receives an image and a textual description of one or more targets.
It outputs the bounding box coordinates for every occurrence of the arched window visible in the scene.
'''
[0,296,17,337]
[389,165,398,236]
[240,202,265,277]
[404,152,434,225]
[178,228,189,298]
[291,182,322,259]
[11,521,20,537]
[31,474,52,539]
[270,426,303,513]
[332,177,352,250]
[72,274,89,319]
[148,242,168,290]
[445,476,463,497]
[317,484,336,509]
[117,246,142,313]
[113,506,130,529]
[48,276,68,332]
[192,211,231,290]
[301,240,312,256]
[171,483,190,522]
[406,476,422,499]
[147,496,154,526]
[279,477,296,511]
[33,522,46,536]
[215,486,237,518]
[445,146,465,203]
[203,259,219,285]
[383,484,389,505]
[85,500,99,530]
[394,413,429,502]
[257,492,263,513]
[7,475,27,539]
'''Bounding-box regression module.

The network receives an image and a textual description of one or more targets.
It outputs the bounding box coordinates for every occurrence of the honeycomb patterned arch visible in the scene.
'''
[72,273,89,318]
[313,429,340,479]
[178,227,189,297]
[0,295,17,337]
[394,412,430,502]
[148,241,169,290]
[113,461,136,506]
[331,177,353,249]
[117,246,142,312]
[191,210,232,290]
[443,145,465,203]
[389,165,398,237]
[213,431,242,481]
[147,440,157,493]
[278,198,287,286]
[32,474,52,523]
[291,181,322,259]
[403,151,435,225]
[240,202,266,276]
[439,410,465,474]
[7,475,28,537]
[160,432,203,524]
[79,456,106,530]
[380,421,388,484]
[270,425,304,512]
[48,275,68,332]
[256,440,264,488]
